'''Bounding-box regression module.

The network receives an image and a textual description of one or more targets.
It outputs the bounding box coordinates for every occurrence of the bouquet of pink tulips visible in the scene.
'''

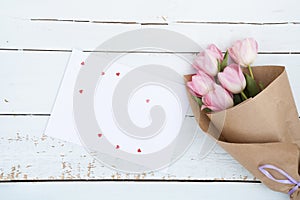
[187,38,260,112]
[185,38,300,200]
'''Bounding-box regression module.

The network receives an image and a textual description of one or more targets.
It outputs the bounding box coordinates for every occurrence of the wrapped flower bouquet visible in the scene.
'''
[185,38,300,200]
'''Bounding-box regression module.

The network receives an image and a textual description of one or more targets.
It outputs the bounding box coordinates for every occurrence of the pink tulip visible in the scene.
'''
[207,44,223,60]
[193,44,223,76]
[202,84,234,112]
[187,70,215,97]
[218,64,246,94]
[228,38,258,66]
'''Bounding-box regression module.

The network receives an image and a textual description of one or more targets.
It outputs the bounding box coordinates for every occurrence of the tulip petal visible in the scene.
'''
[202,84,233,112]
[187,81,201,97]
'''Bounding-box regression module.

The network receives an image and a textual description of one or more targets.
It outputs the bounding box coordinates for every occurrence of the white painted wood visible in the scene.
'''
[0,116,253,180]
[0,51,68,114]
[1,51,300,114]
[1,0,299,23]
[1,18,300,52]
[0,4,299,198]
[0,182,288,200]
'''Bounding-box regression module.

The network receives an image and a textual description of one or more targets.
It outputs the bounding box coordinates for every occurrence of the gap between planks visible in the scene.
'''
[30,18,300,25]
[0,114,195,118]
[1,48,300,54]
[0,179,260,183]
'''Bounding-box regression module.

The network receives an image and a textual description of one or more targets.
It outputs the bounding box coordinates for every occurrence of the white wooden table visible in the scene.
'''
[0,0,299,199]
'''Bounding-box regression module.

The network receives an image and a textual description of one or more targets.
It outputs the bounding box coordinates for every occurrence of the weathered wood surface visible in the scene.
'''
[0,2,299,199]
[0,115,253,180]
[1,0,299,23]
[1,17,300,52]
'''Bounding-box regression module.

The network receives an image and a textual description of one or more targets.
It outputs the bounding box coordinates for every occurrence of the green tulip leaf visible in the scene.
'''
[244,73,260,97]
[233,94,242,105]
[220,50,229,71]
[192,96,212,112]
[192,96,203,107]
[217,60,221,72]
[203,108,212,113]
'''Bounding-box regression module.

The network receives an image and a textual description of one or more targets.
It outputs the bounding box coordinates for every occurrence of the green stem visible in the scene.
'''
[247,65,254,79]
[241,91,248,100]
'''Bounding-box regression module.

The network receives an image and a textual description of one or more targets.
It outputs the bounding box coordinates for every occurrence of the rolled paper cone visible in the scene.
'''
[185,66,300,145]
[184,66,300,199]
[220,142,300,200]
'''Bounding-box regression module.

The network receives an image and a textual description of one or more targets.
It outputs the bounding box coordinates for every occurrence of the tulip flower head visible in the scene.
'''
[218,64,246,94]
[187,70,215,97]
[193,44,223,76]
[202,84,234,112]
[228,38,258,67]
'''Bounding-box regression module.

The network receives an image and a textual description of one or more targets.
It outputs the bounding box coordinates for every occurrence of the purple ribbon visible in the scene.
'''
[259,164,300,195]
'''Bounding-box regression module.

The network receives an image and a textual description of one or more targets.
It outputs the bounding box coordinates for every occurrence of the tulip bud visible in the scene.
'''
[202,84,234,112]
[187,70,215,97]
[218,64,246,94]
[228,38,258,67]
[193,44,223,76]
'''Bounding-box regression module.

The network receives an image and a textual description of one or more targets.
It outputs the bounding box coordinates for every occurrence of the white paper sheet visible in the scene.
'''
[44,49,86,145]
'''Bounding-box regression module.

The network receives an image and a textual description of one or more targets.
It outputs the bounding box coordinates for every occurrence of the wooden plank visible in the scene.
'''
[1,0,299,23]
[1,51,300,114]
[0,115,253,180]
[0,182,288,200]
[0,51,68,114]
[1,18,300,52]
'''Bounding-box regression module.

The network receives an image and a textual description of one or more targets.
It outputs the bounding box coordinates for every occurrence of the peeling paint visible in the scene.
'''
[23,174,28,180]
[61,173,65,179]
[41,134,47,141]
[62,162,67,169]
[0,132,255,181]
[87,162,96,178]
[214,177,225,181]
[132,173,147,179]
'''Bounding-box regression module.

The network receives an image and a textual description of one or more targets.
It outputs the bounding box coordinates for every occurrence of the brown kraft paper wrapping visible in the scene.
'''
[184,66,300,200]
